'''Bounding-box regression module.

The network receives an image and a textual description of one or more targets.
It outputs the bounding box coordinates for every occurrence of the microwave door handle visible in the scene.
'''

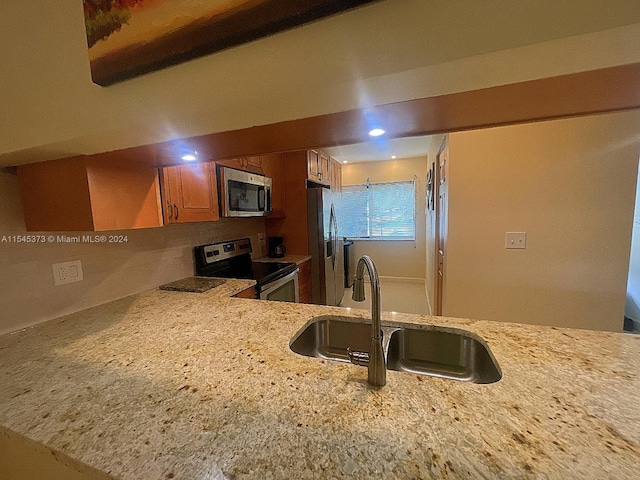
[265,186,271,212]
[257,186,265,211]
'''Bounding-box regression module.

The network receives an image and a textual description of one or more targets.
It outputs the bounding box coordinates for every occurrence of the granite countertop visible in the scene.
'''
[0,280,638,479]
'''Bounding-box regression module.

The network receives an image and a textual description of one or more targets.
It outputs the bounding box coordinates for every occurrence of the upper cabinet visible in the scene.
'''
[307,150,330,185]
[17,148,163,232]
[217,156,263,174]
[160,161,219,224]
[306,149,341,191]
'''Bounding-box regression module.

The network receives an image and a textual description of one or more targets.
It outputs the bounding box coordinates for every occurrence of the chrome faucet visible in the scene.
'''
[347,255,386,387]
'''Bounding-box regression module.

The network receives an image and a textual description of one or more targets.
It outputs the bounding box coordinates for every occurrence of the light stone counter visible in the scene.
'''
[0,280,638,479]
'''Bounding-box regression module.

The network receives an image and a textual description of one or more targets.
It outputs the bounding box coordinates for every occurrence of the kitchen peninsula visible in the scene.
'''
[0,282,638,479]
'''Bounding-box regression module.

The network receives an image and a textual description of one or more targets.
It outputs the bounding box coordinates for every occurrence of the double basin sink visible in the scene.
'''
[289,315,502,384]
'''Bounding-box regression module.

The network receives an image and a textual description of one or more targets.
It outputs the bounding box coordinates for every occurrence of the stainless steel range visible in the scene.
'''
[194,238,299,302]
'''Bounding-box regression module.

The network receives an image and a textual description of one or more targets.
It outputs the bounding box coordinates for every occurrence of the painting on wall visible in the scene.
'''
[83,0,379,86]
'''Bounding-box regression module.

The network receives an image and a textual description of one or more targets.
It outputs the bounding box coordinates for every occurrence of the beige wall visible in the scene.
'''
[342,157,427,279]
[0,169,265,335]
[443,111,640,332]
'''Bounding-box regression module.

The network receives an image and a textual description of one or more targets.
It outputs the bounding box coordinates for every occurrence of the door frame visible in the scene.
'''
[434,137,448,316]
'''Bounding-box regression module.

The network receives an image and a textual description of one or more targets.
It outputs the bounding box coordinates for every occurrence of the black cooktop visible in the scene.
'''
[194,238,296,287]
[209,261,297,286]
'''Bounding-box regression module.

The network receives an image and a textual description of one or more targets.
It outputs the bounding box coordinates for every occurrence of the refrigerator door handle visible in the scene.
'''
[329,205,337,269]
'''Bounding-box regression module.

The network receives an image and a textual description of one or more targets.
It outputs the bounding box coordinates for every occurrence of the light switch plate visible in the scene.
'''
[52,260,84,286]
[505,232,526,249]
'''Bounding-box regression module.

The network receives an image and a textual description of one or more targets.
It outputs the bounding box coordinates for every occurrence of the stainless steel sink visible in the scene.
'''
[289,316,372,363]
[386,327,502,384]
[289,315,501,384]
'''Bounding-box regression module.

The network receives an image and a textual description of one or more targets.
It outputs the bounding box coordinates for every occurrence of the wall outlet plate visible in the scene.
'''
[505,232,526,249]
[52,260,83,286]
[257,233,266,256]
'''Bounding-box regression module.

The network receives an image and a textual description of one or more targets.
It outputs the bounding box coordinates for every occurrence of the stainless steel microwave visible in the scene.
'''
[218,166,272,217]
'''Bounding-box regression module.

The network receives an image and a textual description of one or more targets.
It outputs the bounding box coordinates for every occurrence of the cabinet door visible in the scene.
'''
[217,156,263,174]
[307,150,330,185]
[162,162,219,224]
[307,150,319,179]
[245,156,262,169]
[18,152,163,232]
[318,152,330,184]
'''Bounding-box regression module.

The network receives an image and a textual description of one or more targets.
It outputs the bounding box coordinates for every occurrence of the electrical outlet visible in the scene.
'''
[505,232,526,249]
[52,260,84,286]
[257,233,266,256]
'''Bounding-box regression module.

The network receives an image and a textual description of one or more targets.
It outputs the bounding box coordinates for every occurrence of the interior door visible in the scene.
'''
[435,138,449,315]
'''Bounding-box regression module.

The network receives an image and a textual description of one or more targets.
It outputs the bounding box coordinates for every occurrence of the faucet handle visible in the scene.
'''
[347,347,370,366]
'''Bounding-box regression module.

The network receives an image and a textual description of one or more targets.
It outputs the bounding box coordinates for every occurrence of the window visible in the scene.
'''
[342,180,416,240]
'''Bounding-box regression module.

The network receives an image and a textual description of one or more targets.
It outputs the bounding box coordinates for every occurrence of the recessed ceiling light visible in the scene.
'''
[181,151,198,162]
[368,128,385,137]
[391,155,397,159]
[343,160,348,164]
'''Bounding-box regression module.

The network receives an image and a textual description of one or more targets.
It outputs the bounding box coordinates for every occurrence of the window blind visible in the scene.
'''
[342,180,415,240]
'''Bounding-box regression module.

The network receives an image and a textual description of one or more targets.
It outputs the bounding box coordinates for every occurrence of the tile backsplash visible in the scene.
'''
[0,169,265,334]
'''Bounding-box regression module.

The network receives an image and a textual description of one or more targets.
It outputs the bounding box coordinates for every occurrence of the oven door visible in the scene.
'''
[259,269,299,303]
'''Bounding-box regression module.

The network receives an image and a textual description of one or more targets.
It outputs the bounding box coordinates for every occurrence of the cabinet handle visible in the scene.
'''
[167,203,174,220]
[174,204,179,220]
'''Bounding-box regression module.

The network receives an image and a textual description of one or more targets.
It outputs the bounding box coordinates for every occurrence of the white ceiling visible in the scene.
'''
[324,135,433,163]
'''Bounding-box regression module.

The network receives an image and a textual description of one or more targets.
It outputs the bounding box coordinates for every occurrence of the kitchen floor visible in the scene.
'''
[339,279,429,315]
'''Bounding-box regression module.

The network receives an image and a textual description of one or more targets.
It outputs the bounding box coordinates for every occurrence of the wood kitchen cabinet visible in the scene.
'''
[234,286,257,299]
[217,156,264,174]
[160,161,219,224]
[261,153,286,218]
[17,148,163,231]
[265,151,309,255]
[298,258,312,303]
[307,150,330,185]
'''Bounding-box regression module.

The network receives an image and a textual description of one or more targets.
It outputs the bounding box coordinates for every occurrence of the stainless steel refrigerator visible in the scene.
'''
[307,186,344,306]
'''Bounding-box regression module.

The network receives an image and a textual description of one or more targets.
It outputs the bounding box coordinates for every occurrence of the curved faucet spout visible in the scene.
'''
[351,255,386,387]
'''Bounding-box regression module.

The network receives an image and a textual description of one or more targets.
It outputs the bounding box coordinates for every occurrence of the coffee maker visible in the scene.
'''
[268,236,286,258]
